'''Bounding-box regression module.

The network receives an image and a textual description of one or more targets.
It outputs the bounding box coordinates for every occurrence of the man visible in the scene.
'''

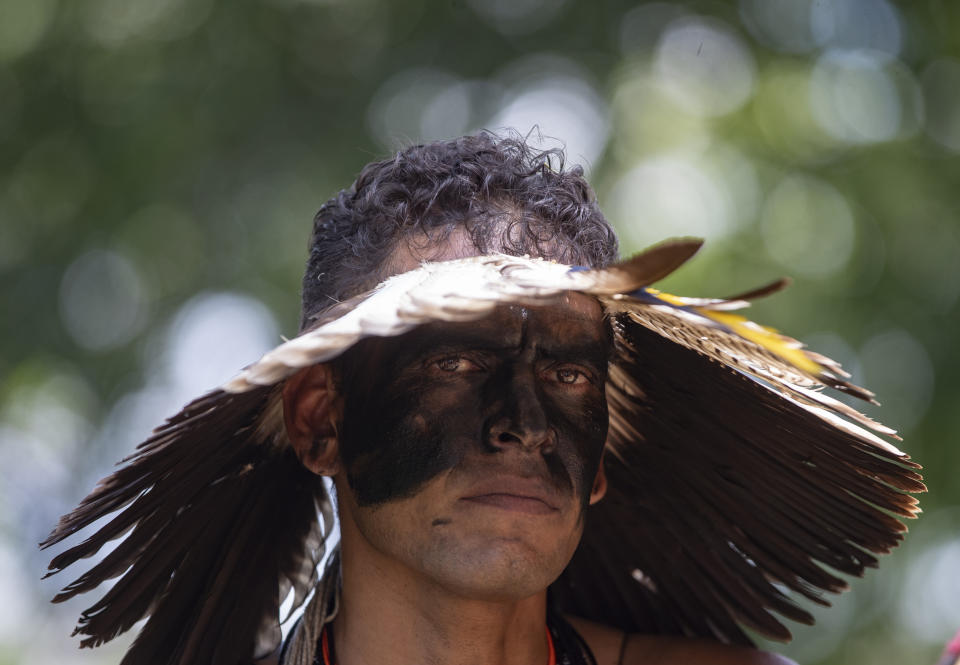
[43,132,922,665]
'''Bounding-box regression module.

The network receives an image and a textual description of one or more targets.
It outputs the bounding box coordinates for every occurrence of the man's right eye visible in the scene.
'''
[434,356,478,372]
[436,357,465,372]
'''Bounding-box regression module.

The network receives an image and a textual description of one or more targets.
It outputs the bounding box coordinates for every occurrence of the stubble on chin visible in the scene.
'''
[340,469,585,602]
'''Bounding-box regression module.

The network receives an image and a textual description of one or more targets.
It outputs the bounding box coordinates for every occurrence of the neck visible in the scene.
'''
[330,523,550,665]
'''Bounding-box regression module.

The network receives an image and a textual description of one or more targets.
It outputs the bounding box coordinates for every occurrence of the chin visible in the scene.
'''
[438,564,556,601]
[422,536,573,601]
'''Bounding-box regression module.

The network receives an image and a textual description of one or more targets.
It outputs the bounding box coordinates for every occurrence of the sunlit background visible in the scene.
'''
[2,0,958,663]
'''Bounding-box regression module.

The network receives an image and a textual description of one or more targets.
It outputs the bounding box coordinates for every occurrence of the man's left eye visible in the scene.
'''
[555,368,587,385]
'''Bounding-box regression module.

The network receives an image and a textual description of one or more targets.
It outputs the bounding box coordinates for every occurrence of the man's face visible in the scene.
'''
[333,290,612,600]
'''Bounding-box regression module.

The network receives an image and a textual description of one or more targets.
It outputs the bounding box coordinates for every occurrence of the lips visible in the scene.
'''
[460,477,560,515]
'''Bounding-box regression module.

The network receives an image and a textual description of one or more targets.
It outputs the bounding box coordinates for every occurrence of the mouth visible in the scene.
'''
[460,477,560,515]
[461,494,557,514]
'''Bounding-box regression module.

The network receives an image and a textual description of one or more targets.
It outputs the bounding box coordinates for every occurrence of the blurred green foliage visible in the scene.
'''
[2,0,958,663]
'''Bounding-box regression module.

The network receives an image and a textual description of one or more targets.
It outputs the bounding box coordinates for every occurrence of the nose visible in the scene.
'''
[486,369,556,453]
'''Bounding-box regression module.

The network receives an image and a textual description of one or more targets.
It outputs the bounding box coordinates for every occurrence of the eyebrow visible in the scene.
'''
[537,339,612,371]
[401,325,522,356]
[396,312,613,367]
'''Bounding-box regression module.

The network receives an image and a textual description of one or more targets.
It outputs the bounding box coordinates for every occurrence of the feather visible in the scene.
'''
[41,387,333,664]
[569,237,703,293]
[721,277,792,303]
[223,243,704,393]
[43,238,922,659]
[553,318,921,644]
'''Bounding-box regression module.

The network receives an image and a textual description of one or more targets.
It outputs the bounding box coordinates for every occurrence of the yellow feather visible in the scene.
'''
[700,309,823,376]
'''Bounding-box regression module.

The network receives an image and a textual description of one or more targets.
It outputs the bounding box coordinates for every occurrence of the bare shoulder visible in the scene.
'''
[565,616,798,665]
[565,615,627,665]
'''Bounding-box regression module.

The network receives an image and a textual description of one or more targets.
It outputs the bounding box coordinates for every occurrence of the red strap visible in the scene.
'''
[546,626,556,665]
[320,625,556,665]
[321,623,332,665]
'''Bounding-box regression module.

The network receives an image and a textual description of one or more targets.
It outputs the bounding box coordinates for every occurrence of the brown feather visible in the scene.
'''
[722,277,792,303]
[43,248,923,659]
[41,386,333,665]
[584,237,704,294]
[552,315,922,644]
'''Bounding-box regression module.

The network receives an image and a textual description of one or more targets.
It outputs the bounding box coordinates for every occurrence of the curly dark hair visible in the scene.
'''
[300,131,619,328]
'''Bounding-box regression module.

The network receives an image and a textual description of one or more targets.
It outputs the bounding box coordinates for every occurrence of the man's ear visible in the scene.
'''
[282,364,343,476]
[588,450,608,505]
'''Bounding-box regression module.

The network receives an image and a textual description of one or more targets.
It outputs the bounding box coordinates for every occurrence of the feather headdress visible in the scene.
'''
[42,238,923,663]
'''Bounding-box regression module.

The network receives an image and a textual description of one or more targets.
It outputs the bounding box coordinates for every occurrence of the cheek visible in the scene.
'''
[339,378,482,506]
[546,393,608,502]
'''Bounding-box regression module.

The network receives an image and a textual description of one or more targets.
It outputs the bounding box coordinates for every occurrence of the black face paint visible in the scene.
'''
[335,302,612,507]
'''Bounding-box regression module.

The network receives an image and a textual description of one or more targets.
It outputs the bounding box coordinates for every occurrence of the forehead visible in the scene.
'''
[370,225,609,358]
[383,223,572,277]
[438,292,605,339]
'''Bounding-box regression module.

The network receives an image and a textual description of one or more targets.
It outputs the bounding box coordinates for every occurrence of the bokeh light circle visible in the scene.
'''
[760,174,855,277]
[81,0,213,47]
[922,58,960,153]
[619,3,689,55]
[739,0,817,54]
[654,17,757,117]
[491,55,609,172]
[811,0,902,56]
[898,511,960,645]
[860,329,934,434]
[465,0,569,36]
[491,78,609,171]
[366,68,467,148]
[810,50,909,144]
[608,154,731,249]
[0,0,56,62]
[59,249,148,352]
[161,292,280,402]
